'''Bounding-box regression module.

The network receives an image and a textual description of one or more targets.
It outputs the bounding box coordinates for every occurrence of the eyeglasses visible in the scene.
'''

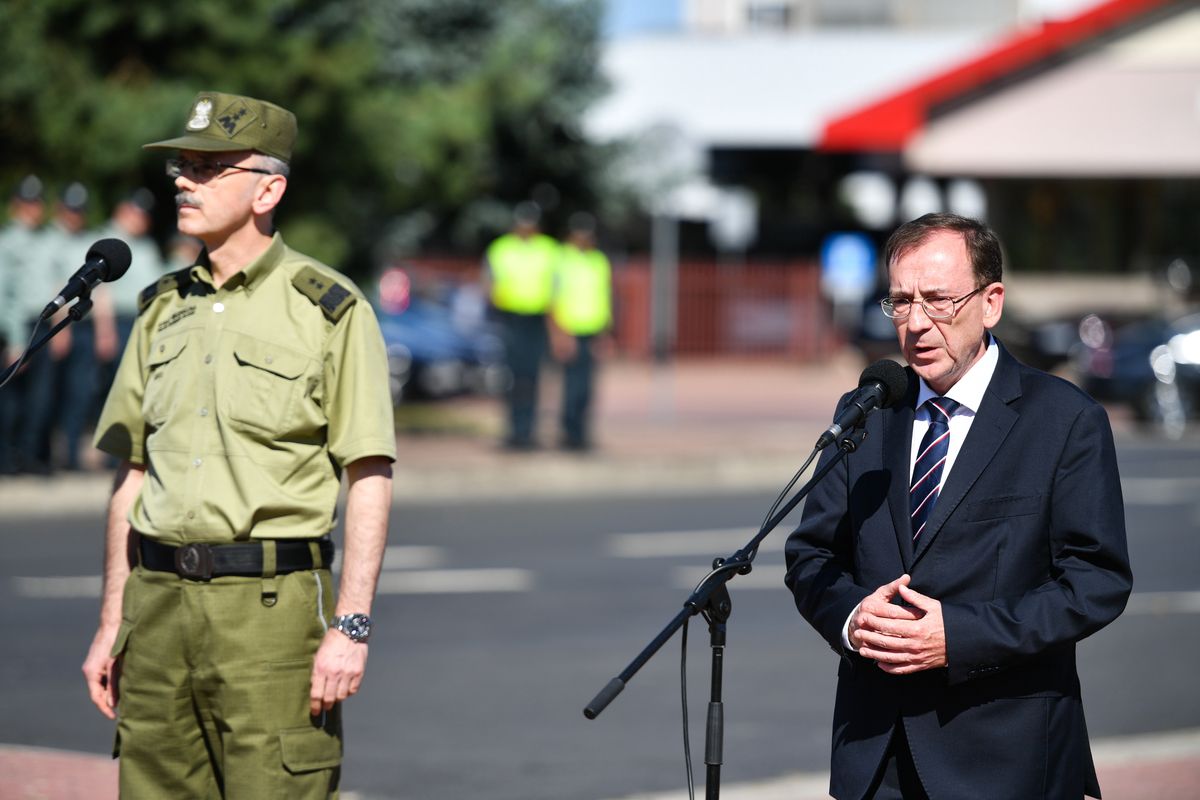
[881,287,985,320]
[165,158,273,183]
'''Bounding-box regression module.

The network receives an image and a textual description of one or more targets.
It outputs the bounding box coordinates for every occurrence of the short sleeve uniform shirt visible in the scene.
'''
[94,233,396,544]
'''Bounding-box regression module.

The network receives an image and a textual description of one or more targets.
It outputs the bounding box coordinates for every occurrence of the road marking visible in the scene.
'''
[1122,476,1200,505]
[11,575,101,599]
[332,545,445,572]
[1124,591,1200,615]
[609,528,782,558]
[672,564,786,591]
[374,568,533,594]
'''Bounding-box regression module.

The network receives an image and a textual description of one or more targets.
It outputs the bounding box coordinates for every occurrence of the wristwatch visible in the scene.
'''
[331,613,372,643]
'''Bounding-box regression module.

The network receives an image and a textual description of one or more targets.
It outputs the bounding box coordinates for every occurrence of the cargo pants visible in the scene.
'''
[112,561,341,799]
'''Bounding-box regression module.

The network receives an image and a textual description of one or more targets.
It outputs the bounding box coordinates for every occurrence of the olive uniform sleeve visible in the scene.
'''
[93,319,150,464]
[322,298,396,467]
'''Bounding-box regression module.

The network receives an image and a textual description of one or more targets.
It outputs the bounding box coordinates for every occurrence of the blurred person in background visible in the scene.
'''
[0,175,47,474]
[785,213,1131,800]
[483,201,559,450]
[82,91,395,798]
[550,212,612,451]
[43,182,116,471]
[98,188,167,356]
[165,231,204,273]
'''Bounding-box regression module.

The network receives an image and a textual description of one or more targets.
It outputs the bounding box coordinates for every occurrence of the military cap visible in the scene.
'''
[60,181,90,212]
[11,174,43,202]
[144,91,297,162]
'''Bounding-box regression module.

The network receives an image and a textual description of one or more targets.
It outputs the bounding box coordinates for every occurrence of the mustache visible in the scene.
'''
[175,192,201,208]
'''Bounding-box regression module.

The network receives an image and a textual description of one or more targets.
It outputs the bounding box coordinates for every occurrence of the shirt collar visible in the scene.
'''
[188,233,286,294]
[915,334,998,415]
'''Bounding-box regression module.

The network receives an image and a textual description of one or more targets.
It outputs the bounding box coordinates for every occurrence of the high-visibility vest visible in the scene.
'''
[486,233,559,314]
[553,244,612,336]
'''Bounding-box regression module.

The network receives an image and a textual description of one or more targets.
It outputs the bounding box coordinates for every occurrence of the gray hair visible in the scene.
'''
[255,154,291,178]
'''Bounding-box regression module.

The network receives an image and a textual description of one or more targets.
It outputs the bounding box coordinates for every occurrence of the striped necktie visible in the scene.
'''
[910,397,961,541]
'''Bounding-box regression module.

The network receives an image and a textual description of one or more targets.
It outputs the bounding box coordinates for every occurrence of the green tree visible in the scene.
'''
[0,0,612,274]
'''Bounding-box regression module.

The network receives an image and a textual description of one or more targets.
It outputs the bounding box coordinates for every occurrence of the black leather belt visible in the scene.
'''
[138,536,334,580]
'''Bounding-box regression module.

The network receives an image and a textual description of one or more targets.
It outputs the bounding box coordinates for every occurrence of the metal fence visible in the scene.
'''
[395,256,836,360]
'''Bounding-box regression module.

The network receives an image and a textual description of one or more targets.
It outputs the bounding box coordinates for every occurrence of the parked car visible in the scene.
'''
[1073,311,1200,432]
[375,267,507,405]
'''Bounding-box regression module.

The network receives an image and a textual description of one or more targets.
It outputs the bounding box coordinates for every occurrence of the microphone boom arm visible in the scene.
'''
[582,427,868,720]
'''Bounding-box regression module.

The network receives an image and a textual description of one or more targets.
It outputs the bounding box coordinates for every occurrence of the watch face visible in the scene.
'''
[337,614,371,641]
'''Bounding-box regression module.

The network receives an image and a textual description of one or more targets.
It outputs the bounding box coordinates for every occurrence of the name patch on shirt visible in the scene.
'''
[156,306,196,333]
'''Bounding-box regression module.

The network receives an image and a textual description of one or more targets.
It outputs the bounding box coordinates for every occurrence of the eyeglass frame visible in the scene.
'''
[165,158,275,183]
[880,286,986,320]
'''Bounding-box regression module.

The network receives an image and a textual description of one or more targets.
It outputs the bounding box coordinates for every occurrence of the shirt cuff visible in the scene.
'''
[841,601,862,652]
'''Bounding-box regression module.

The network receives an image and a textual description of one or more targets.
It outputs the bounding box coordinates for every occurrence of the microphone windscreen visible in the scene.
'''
[87,238,133,281]
[859,359,909,409]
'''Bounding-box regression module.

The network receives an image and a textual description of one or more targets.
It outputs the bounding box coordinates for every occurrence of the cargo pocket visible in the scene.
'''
[279,725,342,774]
[109,619,134,660]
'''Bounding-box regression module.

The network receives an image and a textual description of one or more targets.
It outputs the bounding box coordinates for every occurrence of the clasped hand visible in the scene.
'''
[849,574,947,674]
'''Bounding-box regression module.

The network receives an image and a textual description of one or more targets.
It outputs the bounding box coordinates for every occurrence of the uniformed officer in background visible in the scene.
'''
[99,188,168,353]
[483,201,559,449]
[43,182,117,471]
[0,175,47,473]
[82,91,396,798]
[94,188,168,407]
[549,212,613,451]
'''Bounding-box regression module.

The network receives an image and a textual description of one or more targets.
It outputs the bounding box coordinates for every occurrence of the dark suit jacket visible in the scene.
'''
[784,344,1132,800]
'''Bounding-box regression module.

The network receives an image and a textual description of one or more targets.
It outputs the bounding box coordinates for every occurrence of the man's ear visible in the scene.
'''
[252,174,287,217]
[982,282,1004,330]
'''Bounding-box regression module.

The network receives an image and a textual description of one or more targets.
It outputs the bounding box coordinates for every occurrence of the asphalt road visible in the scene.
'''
[3,436,1199,800]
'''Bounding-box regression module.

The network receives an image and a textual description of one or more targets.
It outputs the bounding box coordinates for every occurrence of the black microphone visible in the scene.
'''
[814,359,909,450]
[40,238,133,321]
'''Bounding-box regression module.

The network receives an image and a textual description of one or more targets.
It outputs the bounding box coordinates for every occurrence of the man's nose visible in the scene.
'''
[905,303,934,332]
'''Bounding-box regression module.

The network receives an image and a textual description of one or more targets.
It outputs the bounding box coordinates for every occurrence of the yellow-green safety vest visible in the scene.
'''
[486,233,559,314]
[553,244,612,336]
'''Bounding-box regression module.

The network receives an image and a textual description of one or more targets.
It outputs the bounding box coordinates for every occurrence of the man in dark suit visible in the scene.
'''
[785,213,1132,800]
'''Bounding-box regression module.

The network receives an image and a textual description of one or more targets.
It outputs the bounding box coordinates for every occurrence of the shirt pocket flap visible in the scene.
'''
[279,726,342,773]
[147,334,188,368]
[233,338,307,380]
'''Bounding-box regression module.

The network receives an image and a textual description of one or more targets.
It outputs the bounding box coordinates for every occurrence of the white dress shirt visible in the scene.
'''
[841,336,999,651]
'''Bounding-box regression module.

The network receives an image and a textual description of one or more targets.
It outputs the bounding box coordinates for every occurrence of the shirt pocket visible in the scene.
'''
[142,332,189,427]
[224,335,311,436]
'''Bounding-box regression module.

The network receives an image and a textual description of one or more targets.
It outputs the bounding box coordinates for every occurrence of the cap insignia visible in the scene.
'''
[187,99,213,131]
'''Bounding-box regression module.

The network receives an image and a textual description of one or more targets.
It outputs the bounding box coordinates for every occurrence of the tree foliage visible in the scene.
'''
[0,0,611,273]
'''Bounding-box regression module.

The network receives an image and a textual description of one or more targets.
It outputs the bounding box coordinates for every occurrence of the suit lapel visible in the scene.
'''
[886,373,920,571]
[911,346,1023,567]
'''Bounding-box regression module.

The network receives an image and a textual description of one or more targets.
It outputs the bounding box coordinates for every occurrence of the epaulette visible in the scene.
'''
[292,266,356,323]
[137,271,188,314]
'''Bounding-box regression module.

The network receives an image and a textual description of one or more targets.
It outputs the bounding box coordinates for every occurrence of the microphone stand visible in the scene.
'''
[0,292,94,389]
[583,427,869,799]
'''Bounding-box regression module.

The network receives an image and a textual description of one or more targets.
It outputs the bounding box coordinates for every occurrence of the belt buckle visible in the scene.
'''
[175,543,214,580]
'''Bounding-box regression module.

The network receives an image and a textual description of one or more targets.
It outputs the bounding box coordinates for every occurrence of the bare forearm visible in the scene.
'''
[98,462,144,629]
[335,457,392,615]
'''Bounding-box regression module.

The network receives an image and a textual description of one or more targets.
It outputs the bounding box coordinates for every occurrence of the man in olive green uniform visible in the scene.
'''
[82,92,396,799]
[483,202,559,449]
[549,213,613,451]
